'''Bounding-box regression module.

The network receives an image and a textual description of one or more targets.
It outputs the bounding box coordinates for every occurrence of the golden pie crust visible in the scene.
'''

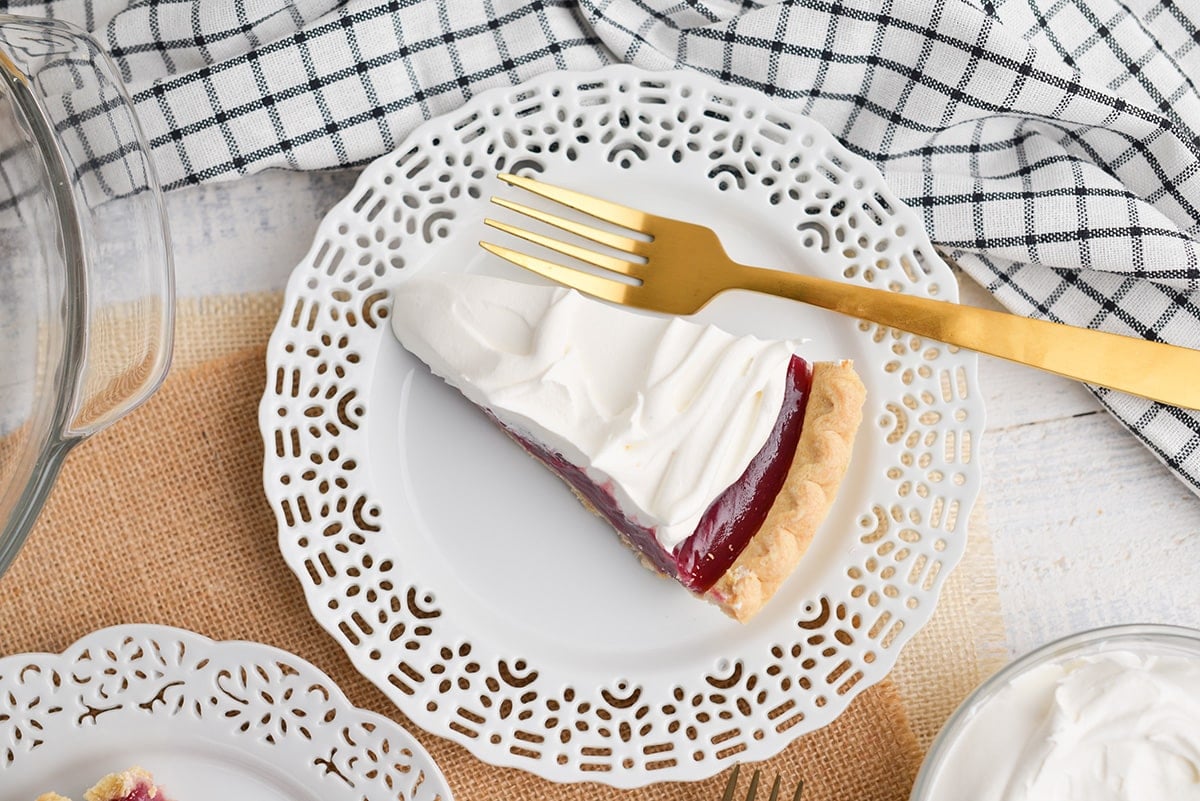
[36,767,161,801]
[705,360,866,622]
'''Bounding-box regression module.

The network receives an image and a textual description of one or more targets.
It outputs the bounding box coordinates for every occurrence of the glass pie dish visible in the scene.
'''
[0,15,173,579]
[910,623,1200,801]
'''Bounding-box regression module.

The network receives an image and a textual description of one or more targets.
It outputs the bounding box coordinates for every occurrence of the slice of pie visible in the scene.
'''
[390,273,865,622]
[37,767,167,801]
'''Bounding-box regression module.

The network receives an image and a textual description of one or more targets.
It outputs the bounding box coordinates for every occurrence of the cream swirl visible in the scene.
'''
[1005,652,1200,801]
[389,273,796,551]
[924,650,1200,801]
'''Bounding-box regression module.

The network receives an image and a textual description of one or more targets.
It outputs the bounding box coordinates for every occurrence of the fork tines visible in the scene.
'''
[720,764,804,801]
[480,172,653,297]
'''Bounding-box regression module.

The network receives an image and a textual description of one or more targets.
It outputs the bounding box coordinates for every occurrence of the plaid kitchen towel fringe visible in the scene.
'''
[3,0,1200,489]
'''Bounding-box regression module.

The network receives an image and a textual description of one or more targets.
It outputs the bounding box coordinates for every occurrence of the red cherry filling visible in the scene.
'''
[111,787,158,801]
[675,354,812,591]
[498,355,813,593]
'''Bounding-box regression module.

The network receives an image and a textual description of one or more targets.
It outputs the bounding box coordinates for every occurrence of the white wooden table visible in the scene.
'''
[174,167,1200,662]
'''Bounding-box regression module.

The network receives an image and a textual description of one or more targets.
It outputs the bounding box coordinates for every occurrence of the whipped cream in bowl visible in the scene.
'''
[911,624,1200,801]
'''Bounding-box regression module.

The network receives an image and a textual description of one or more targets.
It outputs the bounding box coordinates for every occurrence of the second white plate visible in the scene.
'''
[0,625,450,800]
[261,65,984,787]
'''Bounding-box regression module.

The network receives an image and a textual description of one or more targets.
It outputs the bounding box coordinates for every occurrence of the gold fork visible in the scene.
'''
[720,764,804,801]
[480,172,1200,410]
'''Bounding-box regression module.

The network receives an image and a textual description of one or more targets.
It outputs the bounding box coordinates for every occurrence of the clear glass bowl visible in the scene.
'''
[910,623,1200,800]
[0,16,173,578]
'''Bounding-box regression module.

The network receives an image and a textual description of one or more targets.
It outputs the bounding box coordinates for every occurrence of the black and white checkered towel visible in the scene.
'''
[4,0,1200,491]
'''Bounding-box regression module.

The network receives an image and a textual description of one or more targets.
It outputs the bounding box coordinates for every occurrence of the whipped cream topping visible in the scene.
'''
[389,273,798,552]
[923,650,1200,801]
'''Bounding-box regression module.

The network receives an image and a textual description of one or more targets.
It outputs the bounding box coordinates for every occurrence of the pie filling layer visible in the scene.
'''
[101,787,156,801]
[501,354,812,593]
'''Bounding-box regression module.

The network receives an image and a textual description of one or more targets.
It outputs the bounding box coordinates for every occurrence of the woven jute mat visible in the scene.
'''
[0,293,1007,799]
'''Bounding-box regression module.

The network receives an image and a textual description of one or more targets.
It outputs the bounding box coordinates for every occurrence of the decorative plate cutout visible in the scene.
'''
[261,65,984,787]
[0,625,450,800]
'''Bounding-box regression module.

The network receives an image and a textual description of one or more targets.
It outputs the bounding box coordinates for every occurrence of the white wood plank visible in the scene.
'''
[167,169,359,298]
[981,400,1200,656]
[956,268,1200,655]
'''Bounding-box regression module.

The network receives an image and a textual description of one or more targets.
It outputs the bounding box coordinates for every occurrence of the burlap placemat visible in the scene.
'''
[0,293,1007,799]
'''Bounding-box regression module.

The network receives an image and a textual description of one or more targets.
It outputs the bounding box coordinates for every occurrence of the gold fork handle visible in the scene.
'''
[740,265,1200,409]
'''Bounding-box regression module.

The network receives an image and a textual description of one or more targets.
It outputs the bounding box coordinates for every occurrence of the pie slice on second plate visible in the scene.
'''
[37,767,167,801]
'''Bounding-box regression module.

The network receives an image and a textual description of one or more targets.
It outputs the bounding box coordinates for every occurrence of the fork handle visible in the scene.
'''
[740,265,1200,409]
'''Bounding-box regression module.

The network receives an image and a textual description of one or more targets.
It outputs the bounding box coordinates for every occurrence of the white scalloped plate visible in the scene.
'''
[260,65,984,787]
[0,626,451,801]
